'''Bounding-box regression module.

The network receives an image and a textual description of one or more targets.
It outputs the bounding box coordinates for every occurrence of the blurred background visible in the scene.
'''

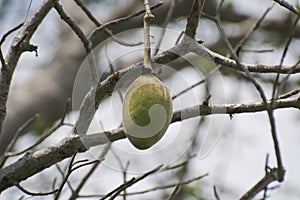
[0,0,300,199]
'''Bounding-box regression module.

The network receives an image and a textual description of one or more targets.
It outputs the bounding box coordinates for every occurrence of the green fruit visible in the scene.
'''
[122,74,173,150]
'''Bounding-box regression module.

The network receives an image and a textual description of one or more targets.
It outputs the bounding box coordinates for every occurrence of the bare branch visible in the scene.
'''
[0,48,6,70]
[143,0,155,70]
[1,1,299,200]
[69,144,110,200]
[278,87,300,99]
[5,99,72,157]
[233,4,274,56]
[0,114,39,167]
[74,1,165,138]
[167,184,180,200]
[0,96,299,192]
[175,30,185,45]
[213,186,221,200]
[0,0,54,137]
[171,96,300,122]
[172,67,218,100]
[100,165,163,200]
[190,42,300,74]
[55,163,74,194]
[1,2,300,196]
[88,1,163,44]
[204,1,284,182]
[0,23,24,46]
[54,153,77,200]
[110,148,130,200]
[74,0,143,47]
[162,154,196,171]
[274,16,300,98]
[124,173,208,196]
[0,23,24,70]
[272,0,300,16]
[184,0,203,38]
[15,182,58,196]
[239,168,282,200]
[53,0,90,52]
[153,0,176,55]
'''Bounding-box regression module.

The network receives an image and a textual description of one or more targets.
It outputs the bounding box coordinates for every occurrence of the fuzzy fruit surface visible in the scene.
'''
[123,74,173,150]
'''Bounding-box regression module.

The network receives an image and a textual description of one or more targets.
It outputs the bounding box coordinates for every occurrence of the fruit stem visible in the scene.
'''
[143,0,154,70]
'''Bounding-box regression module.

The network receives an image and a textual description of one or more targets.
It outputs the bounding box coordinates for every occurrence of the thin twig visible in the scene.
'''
[53,0,90,52]
[263,154,271,199]
[214,0,284,181]
[240,49,274,53]
[55,153,77,200]
[167,184,181,200]
[60,98,71,123]
[55,163,74,193]
[153,0,177,55]
[111,148,130,200]
[71,160,101,172]
[74,0,143,47]
[272,0,300,16]
[5,99,72,157]
[217,0,225,11]
[278,87,300,99]
[143,0,155,70]
[104,41,124,104]
[74,0,100,26]
[72,159,89,166]
[52,177,57,194]
[103,44,123,128]
[273,16,300,98]
[88,1,163,44]
[233,4,274,56]
[213,185,221,200]
[277,60,300,95]
[0,23,24,45]
[172,67,219,100]
[124,173,208,195]
[105,41,115,74]
[175,30,185,45]
[239,168,281,200]
[122,162,130,200]
[0,114,39,167]
[15,182,58,196]
[100,165,163,200]
[162,154,196,171]
[0,48,6,70]
[8,117,38,145]
[0,22,24,70]
[69,144,110,200]
[23,0,33,22]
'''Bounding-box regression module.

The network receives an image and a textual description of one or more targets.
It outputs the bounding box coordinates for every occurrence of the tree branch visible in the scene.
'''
[0,96,299,192]
[190,39,300,74]
[53,0,90,52]
[171,96,300,122]
[239,168,281,200]
[185,0,203,38]
[0,0,54,135]
[272,0,300,16]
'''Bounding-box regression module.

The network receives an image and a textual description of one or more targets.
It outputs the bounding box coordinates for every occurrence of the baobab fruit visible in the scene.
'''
[122,74,173,150]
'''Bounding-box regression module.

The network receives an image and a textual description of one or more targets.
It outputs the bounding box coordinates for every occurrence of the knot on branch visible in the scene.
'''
[22,43,38,57]
[144,13,154,21]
